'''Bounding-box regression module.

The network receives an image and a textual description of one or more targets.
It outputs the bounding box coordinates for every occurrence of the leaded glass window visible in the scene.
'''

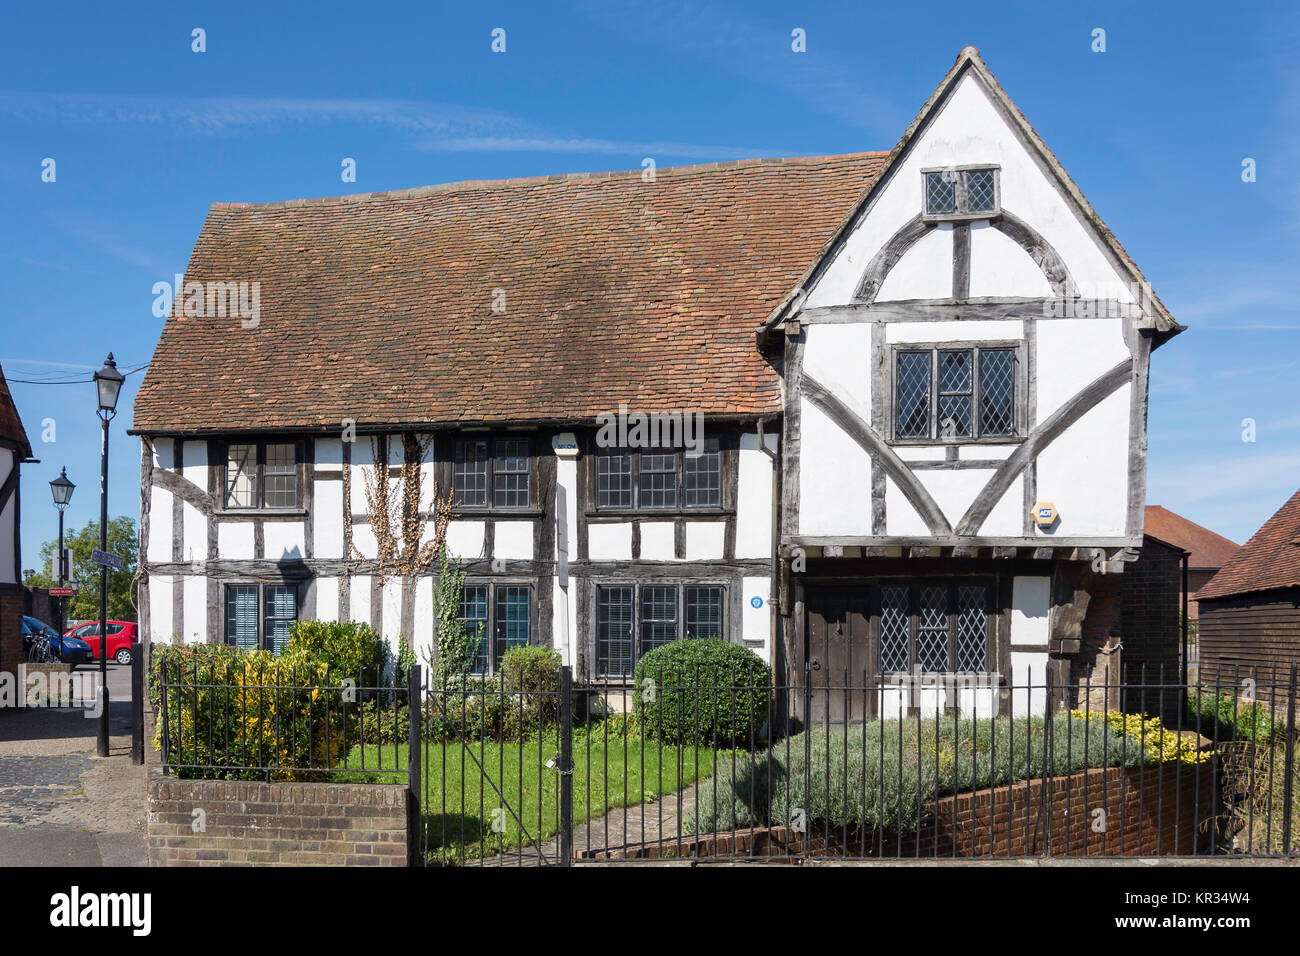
[873,580,991,675]
[453,439,489,507]
[223,441,299,510]
[685,585,724,640]
[597,585,635,679]
[923,167,999,218]
[894,346,1018,440]
[225,444,258,508]
[493,439,530,508]
[595,442,724,511]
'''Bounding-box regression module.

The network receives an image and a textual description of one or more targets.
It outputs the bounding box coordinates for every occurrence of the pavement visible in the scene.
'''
[0,662,148,866]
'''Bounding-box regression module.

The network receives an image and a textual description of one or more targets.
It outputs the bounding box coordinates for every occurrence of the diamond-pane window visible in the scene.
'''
[923,167,999,218]
[896,352,931,438]
[925,171,957,214]
[956,585,988,671]
[979,349,1016,436]
[965,168,996,213]
[916,585,950,671]
[879,585,910,674]
[895,346,1017,440]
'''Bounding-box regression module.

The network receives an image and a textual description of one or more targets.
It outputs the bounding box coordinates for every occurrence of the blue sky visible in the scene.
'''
[2,0,1297,568]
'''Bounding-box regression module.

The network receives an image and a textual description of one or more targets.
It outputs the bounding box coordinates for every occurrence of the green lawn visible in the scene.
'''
[340,732,726,863]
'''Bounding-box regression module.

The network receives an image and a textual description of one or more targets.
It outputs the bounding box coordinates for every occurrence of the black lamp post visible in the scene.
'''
[93,353,124,757]
[49,467,75,632]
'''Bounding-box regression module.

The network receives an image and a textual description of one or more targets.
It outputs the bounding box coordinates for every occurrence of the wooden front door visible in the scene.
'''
[804,586,873,723]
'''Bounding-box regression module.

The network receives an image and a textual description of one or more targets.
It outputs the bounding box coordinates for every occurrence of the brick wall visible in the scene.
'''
[147,774,409,866]
[0,584,23,686]
[581,761,1214,859]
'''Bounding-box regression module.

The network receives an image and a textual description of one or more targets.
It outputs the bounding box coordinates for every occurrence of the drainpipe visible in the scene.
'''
[1181,550,1190,688]
[756,417,779,609]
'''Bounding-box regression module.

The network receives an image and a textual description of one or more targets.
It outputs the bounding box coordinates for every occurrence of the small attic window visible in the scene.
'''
[923,166,1000,220]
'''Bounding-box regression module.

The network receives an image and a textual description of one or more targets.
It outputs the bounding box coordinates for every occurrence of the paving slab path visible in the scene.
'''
[0,663,147,867]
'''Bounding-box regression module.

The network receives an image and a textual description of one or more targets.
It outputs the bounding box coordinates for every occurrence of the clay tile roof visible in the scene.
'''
[133,153,889,434]
[0,364,31,459]
[1197,490,1300,601]
[1143,505,1239,570]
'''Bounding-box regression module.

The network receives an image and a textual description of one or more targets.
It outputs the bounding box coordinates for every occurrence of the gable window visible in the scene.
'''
[595,582,727,678]
[455,582,532,675]
[225,583,297,655]
[922,167,1000,219]
[594,437,722,511]
[452,437,531,509]
[877,580,990,675]
[224,441,300,509]
[894,345,1020,441]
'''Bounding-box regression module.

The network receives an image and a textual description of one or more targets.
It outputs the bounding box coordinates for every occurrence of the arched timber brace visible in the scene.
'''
[852,214,931,305]
[991,211,1078,298]
[801,373,953,536]
[955,357,1134,535]
[849,209,1079,307]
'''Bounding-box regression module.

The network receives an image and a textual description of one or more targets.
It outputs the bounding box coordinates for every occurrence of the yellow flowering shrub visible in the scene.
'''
[1070,710,1211,765]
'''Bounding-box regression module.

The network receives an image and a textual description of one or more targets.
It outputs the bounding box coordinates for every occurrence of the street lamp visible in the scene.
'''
[49,467,75,632]
[92,353,123,757]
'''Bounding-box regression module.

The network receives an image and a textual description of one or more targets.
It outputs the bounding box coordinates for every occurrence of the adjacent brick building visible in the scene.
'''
[1144,505,1239,620]
[1196,488,1300,691]
[0,364,31,684]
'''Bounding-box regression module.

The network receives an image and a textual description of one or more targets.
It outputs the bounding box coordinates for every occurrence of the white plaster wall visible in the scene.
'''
[898,447,947,462]
[588,523,632,561]
[684,522,725,561]
[735,431,776,559]
[918,468,995,533]
[1034,386,1130,537]
[313,479,344,559]
[217,522,254,560]
[741,578,770,659]
[980,475,1025,537]
[639,521,676,561]
[876,225,952,301]
[884,478,927,537]
[316,438,343,468]
[149,576,173,642]
[802,324,873,421]
[1010,652,1049,716]
[556,459,578,562]
[798,398,873,536]
[886,319,1023,344]
[182,502,207,562]
[445,520,485,561]
[493,521,534,561]
[552,580,577,666]
[0,448,13,583]
[182,575,206,644]
[803,71,1132,310]
[148,487,172,562]
[413,578,434,663]
[349,575,371,625]
[382,578,402,646]
[968,222,1054,298]
[263,521,305,561]
[348,441,373,514]
[1035,318,1128,420]
[1011,576,1050,645]
[316,576,339,623]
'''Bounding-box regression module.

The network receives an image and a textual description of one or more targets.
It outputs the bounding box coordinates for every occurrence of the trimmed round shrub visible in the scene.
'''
[633,638,771,748]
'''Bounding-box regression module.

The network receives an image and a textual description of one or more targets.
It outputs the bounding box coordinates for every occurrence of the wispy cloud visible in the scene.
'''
[574,0,906,138]
[0,92,523,137]
[417,135,782,159]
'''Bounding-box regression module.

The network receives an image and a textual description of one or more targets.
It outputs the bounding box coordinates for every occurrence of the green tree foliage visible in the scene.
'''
[23,516,138,621]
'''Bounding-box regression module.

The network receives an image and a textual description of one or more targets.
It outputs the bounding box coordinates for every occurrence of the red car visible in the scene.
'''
[64,621,138,664]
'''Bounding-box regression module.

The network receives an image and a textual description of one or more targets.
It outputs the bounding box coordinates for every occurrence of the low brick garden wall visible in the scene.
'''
[579,761,1215,860]
[147,774,409,866]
